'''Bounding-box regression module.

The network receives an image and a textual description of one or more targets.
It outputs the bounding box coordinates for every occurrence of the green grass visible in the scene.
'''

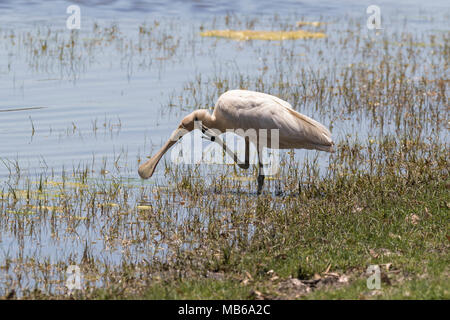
[43,168,447,300]
[3,137,448,300]
[139,280,250,300]
[158,177,448,300]
[0,14,448,300]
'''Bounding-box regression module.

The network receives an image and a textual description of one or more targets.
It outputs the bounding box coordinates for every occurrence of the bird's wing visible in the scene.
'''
[214,90,333,149]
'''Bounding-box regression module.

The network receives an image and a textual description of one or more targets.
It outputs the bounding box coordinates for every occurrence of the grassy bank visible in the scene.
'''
[2,135,447,299]
[0,14,448,299]
[91,146,450,300]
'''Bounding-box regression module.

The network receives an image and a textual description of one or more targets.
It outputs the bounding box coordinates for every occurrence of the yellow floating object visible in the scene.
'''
[137,205,152,210]
[7,210,34,215]
[72,216,87,220]
[31,205,64,212]
[100,203,119,207]
[296,21,324,27]
[265,176,281,181]
[200,29,326,41]
[46,180,88,189]
[225,175,256,182]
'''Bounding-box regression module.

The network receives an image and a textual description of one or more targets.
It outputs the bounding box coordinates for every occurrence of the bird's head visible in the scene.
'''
[138,109,213,180]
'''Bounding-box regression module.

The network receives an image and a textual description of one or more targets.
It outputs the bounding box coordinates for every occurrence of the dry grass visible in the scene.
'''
[0,14,448,299]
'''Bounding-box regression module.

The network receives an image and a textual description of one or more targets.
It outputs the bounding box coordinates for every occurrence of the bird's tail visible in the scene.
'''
[302,118,335,153]
[317,129,335,153]
[315,141,335,153]
[285,107,335,152]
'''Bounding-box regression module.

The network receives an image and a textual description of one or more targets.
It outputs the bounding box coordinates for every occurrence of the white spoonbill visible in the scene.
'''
[138,89,334,194]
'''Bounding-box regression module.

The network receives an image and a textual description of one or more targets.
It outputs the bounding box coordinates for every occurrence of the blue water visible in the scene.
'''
[0,0,448,178]
[0,0,448,295]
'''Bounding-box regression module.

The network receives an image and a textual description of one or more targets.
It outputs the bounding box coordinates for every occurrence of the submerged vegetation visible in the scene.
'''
[199,29,326,40]
[0,13,449,299]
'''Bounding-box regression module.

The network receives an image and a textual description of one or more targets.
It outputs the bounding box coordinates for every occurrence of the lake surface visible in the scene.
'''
[0,0,448,178]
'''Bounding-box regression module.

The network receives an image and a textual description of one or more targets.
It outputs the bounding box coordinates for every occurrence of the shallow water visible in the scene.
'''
[0,0,448,295]
[1,0,448,178]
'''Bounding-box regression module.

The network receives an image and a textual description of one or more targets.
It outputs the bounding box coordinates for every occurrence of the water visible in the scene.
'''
[0,0,448,295]
[0,0,448,177]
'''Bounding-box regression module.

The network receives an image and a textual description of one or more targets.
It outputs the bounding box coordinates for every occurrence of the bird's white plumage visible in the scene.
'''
[138,89,334,185]
[213,90,333,150]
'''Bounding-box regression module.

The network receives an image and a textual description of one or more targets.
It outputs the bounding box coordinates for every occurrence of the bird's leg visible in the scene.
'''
[257,151,265,195]
[236,137,249,170]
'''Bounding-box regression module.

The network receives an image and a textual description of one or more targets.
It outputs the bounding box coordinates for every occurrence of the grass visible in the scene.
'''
[199,29,326,40]
[2,139,447,299]
[0,13,448,299]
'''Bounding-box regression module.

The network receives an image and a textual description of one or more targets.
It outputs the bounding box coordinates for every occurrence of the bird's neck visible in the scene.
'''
[197,109,220,131]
